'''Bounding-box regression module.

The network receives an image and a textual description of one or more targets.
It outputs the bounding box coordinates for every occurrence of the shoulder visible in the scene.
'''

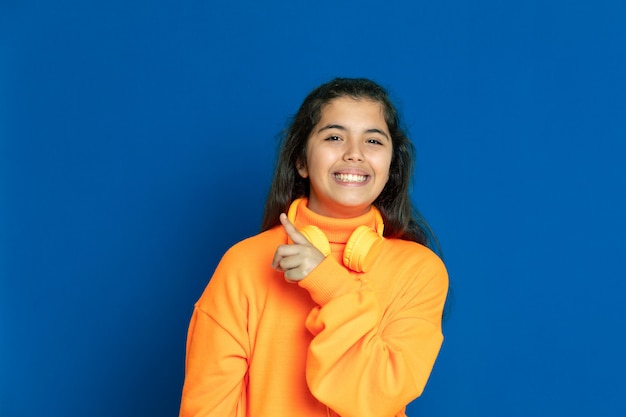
[382,238,445,268]
[380,238,448,285]
[196,227,285,307]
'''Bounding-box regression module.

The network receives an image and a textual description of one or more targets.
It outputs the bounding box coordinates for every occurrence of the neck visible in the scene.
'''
[290,198,381,244]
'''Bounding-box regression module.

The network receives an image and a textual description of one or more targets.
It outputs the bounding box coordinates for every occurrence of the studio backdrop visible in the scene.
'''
[1,0,625,416]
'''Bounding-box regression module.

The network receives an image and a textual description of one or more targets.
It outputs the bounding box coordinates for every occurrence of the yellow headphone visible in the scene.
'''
[287,198,385,273]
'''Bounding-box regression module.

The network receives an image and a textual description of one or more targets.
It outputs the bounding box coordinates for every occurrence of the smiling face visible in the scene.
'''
[297,97,393,218]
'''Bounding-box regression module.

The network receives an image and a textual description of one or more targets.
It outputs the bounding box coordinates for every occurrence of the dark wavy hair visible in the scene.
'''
[260,77,441,254]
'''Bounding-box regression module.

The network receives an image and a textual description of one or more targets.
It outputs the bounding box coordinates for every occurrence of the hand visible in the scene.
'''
[271,213,326,282]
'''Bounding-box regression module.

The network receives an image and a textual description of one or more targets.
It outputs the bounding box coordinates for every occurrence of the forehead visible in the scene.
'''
[317,97,387,125]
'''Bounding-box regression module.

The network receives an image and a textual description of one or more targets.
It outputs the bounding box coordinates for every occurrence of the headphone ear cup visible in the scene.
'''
[296,225,331,257]
[287,199,331,257]
[343,226,384,272]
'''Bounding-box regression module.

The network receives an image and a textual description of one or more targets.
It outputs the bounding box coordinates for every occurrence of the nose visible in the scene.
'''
[343,141,364,162]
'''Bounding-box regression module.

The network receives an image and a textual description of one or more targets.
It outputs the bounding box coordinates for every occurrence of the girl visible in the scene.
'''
[179,78,448,417]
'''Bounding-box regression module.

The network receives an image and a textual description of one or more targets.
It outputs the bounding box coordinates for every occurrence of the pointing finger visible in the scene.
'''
[279,213,310,246]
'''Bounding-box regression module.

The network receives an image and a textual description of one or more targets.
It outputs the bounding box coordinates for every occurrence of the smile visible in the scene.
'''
[334,173,368,183]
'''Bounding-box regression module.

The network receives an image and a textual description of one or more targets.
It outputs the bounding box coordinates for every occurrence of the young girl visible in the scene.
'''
[179,78,448,417]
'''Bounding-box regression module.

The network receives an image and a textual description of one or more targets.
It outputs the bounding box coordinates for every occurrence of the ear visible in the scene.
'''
[296,159,309,178]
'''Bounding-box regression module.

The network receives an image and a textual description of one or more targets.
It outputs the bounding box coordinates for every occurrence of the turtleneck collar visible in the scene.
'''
[289,198,382,244]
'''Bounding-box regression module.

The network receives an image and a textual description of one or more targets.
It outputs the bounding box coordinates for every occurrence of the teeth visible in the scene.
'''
[335,173,367,183]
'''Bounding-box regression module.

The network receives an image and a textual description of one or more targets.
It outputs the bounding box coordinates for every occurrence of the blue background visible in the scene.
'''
[1,0,625,416]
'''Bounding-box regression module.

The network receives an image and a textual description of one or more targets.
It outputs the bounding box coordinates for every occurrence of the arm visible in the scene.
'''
[179,250,250,417]
[299,251,448,417]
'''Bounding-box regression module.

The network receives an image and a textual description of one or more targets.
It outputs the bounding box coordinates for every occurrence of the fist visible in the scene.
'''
[271,213,326,282]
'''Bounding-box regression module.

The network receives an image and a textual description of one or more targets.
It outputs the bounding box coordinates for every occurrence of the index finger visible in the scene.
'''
[279,213,310,245]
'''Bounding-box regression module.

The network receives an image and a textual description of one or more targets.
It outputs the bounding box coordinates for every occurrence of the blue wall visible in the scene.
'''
[1,1,625,416]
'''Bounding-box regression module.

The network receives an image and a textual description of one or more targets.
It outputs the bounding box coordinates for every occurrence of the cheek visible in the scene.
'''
[377,154,393,182]
[305,149,327,175]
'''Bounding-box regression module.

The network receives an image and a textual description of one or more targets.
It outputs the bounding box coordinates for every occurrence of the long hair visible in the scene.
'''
[261,77,441,254]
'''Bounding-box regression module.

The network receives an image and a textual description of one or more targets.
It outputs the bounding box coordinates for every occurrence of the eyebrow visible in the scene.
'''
[317,124,390,141]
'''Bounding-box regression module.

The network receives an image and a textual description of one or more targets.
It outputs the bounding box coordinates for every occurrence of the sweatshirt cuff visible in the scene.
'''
[298,256,359,306]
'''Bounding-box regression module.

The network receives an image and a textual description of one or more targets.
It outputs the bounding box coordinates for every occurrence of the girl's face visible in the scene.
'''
[297,97,392,218]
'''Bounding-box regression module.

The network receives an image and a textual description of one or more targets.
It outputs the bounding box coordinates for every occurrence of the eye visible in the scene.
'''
[367,138,384,145]
[325,135,342,141]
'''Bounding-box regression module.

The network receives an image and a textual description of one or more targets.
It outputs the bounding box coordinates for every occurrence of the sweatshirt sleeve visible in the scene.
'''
[179,249,251,417]
[297,247,448,417]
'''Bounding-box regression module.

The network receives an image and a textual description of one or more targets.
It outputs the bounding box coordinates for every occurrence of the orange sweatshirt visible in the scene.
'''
[179,200,448,417]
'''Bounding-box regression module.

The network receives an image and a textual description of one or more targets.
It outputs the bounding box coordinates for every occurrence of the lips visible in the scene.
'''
[333,173,369,183]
